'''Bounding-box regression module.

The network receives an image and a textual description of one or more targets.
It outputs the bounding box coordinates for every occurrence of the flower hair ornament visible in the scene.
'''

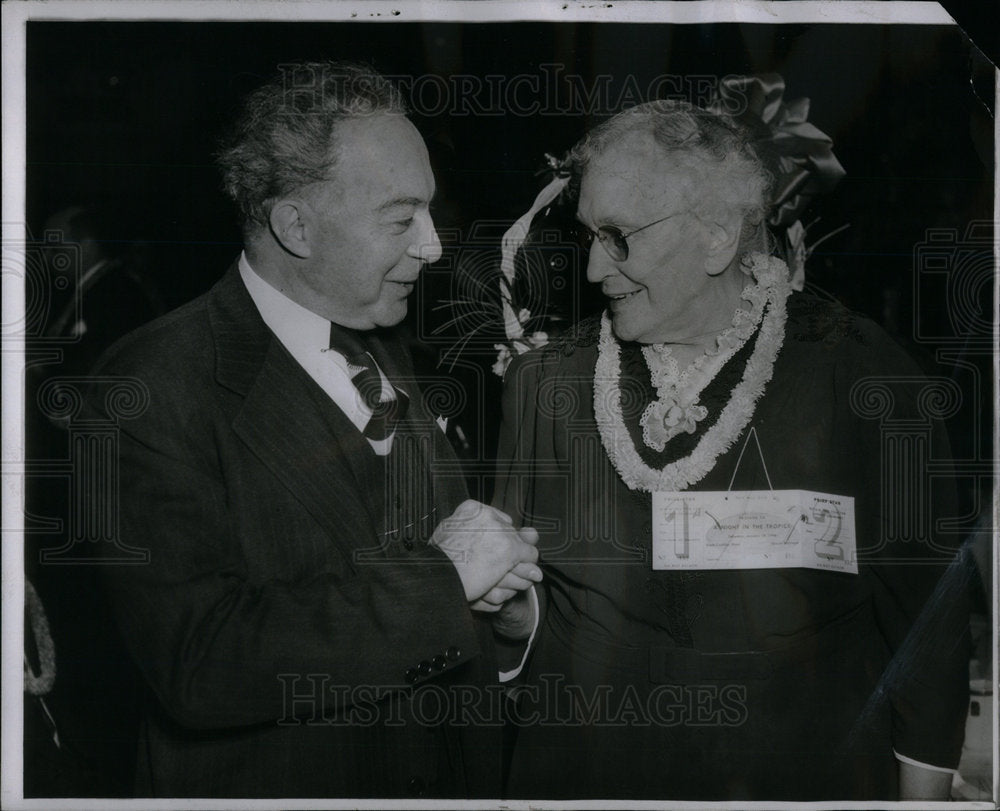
[707,73,847,289]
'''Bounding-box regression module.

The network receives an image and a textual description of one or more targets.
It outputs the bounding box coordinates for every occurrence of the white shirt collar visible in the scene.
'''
[238,252,333,365]
[238,252,395,453]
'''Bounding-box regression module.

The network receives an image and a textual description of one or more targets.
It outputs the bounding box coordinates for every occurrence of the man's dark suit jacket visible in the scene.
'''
[86,264,502,798]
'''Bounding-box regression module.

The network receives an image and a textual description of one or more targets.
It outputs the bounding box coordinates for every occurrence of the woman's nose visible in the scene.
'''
[585,242,615,284]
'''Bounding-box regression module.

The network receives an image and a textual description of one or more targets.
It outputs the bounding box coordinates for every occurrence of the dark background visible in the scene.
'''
[22,19,994,797]
[26,21,994,308]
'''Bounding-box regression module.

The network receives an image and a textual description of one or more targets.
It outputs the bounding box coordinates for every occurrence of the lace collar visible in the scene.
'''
[593,253,792,492]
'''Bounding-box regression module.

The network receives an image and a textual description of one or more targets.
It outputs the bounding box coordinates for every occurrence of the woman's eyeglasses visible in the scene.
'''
[576,212,682,262]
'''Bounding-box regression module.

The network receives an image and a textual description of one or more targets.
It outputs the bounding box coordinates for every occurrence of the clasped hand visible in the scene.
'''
[430,500,541,612]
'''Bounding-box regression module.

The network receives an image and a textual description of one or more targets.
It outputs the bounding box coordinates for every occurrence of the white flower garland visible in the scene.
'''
[593,253,791,492]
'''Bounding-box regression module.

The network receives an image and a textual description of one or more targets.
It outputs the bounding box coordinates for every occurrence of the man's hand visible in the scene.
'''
[430,501,541,603]
[470,526,540,613]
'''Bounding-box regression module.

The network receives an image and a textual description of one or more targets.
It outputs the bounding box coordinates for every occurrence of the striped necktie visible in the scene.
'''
[328,323,409,441]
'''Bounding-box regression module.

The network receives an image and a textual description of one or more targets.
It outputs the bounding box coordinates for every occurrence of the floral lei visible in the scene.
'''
[593,252,791,492]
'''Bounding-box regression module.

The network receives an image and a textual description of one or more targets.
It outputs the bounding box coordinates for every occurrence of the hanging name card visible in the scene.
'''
[651,490,857,574]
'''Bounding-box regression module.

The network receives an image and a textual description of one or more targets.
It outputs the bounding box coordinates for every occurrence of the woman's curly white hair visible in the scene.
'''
[569,100,774,253]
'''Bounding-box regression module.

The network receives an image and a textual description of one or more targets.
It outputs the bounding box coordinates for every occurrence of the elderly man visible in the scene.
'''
[87,61,540,799]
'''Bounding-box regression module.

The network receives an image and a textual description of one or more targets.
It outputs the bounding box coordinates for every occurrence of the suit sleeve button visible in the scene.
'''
[432,654,447,670]
[404,667,418,684]
[418,659,432,675]
[408,776,426,795]
[446,646,461,661]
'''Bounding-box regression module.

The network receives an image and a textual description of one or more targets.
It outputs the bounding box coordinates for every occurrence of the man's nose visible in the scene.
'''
[408,211,443,265]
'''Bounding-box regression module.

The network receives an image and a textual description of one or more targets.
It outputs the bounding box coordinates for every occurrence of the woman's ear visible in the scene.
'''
[269,199,312,259]
[703,215,742,276]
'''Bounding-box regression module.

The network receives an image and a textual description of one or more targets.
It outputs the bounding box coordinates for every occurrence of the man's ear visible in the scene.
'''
[703,214,742,276]
[269,199,311,259]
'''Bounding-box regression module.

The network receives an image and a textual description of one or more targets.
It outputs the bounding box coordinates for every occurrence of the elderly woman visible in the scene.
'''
[492,100,970,801]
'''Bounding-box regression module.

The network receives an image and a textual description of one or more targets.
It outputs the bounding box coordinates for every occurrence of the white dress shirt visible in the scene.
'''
[239,253,395,455]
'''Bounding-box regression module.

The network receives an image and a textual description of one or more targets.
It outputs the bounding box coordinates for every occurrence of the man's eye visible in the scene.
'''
[392,218,414,232]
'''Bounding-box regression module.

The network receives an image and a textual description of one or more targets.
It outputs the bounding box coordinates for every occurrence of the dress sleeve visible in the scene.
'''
[492,351,546,527]
[846,329,972,769]
[497,585,541,682]
[491,351,549,677]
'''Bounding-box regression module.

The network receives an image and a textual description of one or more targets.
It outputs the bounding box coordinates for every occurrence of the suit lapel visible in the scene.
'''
[208,265,381,558]
[369,329,470,520]
[207,267,468,554]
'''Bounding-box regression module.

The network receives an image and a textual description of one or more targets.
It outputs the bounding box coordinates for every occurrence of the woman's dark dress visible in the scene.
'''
[494,293,971,801]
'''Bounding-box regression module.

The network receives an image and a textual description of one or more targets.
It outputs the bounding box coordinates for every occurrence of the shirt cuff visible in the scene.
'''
[894,750,959,775]
[498,585,540,683]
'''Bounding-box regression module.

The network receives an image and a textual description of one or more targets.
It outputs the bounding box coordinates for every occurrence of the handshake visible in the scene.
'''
[430,499,541,614]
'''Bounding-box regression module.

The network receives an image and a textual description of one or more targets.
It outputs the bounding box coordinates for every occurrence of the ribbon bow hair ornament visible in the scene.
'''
[707,74,847,289]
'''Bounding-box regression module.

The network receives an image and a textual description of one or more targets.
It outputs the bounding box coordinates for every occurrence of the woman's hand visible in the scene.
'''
[898,760,954,800]
[489,587,538,640]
